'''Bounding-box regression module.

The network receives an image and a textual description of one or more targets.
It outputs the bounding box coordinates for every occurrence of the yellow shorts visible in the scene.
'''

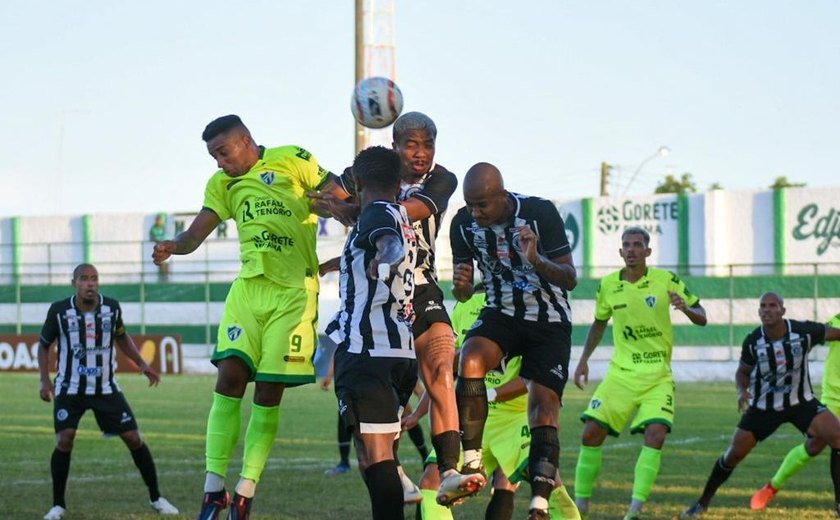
[212,276,318,386]
[423,410,530,484]
[581,372,675,436]
[482,410,531,484]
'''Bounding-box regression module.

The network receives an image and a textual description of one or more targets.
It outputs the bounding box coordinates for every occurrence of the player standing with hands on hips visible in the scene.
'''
[447,162,578,519]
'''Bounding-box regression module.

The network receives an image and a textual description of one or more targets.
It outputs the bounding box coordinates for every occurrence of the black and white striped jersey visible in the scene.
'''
[740,319,827,411]
[39,295,126,396]
[326,201,419,358]
[338,163,457,286]
[450,193,573,324]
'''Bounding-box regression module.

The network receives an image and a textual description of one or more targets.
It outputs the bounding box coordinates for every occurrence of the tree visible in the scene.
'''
[770,176,806,189]
[708,182,724,191]
[654,173,697,194]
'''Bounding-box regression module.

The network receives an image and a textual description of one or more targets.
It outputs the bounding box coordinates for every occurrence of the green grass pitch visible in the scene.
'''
[1,373,835,519]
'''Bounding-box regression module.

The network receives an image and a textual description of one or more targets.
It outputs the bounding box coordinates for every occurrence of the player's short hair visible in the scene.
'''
[393,111,437,142]
[621,226,650,246]
[202,115,248,142]
[353,146,401,191]
[72,263,97,280]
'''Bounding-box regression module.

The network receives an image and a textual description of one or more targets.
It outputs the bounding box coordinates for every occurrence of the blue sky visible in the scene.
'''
[1,1,838,217]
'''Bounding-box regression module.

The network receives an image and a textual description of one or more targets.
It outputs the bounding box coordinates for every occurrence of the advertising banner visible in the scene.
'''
[0,334,182,374]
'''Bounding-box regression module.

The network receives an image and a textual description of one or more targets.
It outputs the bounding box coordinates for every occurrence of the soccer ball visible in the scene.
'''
[350,77,404,129]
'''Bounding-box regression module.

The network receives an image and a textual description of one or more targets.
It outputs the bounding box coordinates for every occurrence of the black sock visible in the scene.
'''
[408,423,429,462]
[130,443,161,502]
[485,488,515,520]
[699,456,734,507]
[393,438,402,466]
[432,431,462,474]
[364,460,404,520]
[831,449,840,504]
[528,426,559,501]
[456,377,488,452]
[338,413,351,465]
[50,448,71,508]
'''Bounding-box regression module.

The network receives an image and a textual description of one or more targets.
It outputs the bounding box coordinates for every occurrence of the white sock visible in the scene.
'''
[235,478,256,498]
[529,496,549,511]
[204,472,225,493]
[463,449,482,469]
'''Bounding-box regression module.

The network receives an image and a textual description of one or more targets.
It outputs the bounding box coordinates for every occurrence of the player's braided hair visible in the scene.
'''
[202,114,248,142]
[393,111,437,142]
[353,146,401,191]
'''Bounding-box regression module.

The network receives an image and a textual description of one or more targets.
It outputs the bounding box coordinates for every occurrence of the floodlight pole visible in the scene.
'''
[355,0,365,154]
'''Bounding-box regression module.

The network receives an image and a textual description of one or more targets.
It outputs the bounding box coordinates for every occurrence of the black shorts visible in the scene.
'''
[334,348,418,435]
[412,283,452,339]
[738,399,827,442]
[465,307,571,398]
[54,392,139,435]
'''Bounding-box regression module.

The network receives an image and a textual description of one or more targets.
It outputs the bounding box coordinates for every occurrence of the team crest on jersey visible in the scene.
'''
[590,399,602,410]
[227,325,243,342]
[57,409,69,421]
[260,172,275,186]
[645,295,657,308]
[72,343,85,359]
[470,319,483,330]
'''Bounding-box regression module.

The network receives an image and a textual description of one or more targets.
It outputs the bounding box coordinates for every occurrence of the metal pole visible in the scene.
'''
[355,0,366,154]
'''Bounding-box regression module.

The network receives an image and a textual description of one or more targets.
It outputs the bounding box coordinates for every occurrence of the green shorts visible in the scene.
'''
[424,410,530,484]
[482,410,531,484]
[581,372,675,436]
[212,276,318,386]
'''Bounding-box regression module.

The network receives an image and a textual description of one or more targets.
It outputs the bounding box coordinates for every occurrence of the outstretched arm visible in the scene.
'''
[152,209,220,264]
[307,176,360,226]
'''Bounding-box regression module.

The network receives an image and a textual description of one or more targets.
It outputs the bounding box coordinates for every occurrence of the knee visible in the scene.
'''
[122,431,144,451]
[723,446,749,467]
[459,353,488,379]
[56,433,75,452]
[581,422,608,447]
[426,361,454,393]
[644,427,667,448]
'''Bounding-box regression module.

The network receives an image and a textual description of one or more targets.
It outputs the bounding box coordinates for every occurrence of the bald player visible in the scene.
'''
[447,163,578,520]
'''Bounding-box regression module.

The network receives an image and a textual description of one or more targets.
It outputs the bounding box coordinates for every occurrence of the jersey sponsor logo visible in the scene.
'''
[631,350,668,364]
[77,365,102,377]
[613,304,627,310]
[645,295,657,308]
[251,231,295,252]
[56,409,69,421]
[227,325,242,342]
[424,300,443,312]
[260,172,275,186]
[623,326,638,341]
[283,355,305,363]
[253,198,292,217]
[120,412,132,424]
